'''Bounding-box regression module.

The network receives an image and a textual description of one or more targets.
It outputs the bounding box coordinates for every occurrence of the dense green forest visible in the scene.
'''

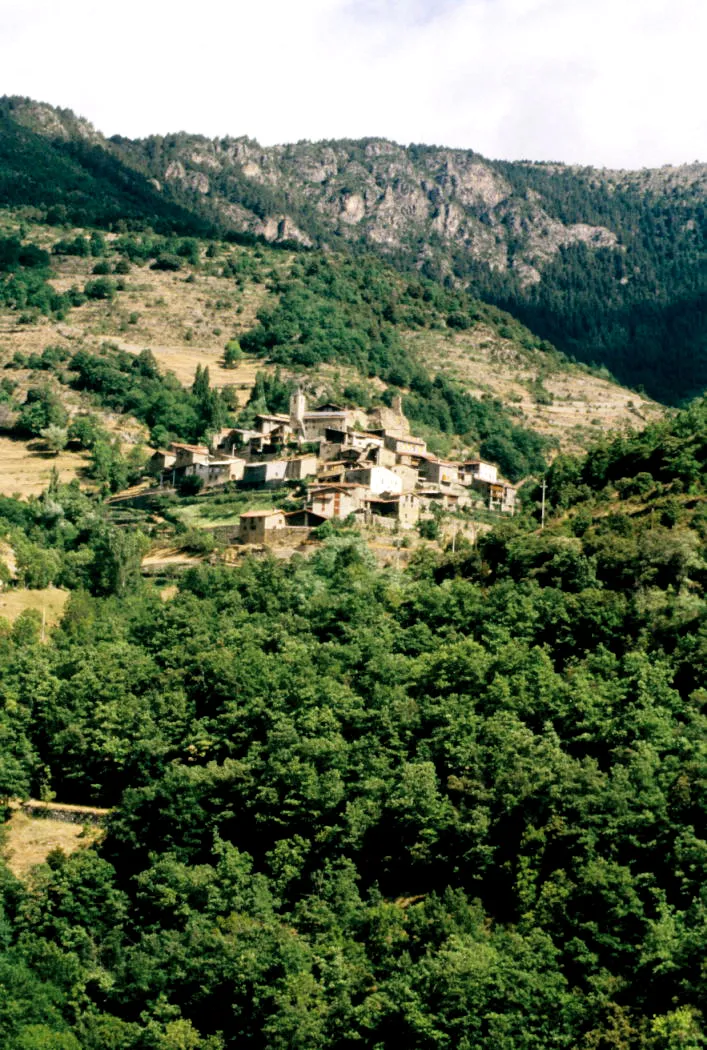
[0,102,212,235]
[1,401,707,1048]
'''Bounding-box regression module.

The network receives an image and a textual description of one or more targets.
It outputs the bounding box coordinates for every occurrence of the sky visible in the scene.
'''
[1,0,705,168]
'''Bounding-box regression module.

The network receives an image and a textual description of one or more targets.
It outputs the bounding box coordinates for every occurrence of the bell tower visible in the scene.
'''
[289,387,307,438]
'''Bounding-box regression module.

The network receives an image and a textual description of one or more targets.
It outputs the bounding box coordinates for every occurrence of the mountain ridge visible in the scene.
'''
[3,95,705,403]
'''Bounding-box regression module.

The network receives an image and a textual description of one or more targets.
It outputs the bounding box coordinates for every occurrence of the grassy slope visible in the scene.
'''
[0,212,663,498]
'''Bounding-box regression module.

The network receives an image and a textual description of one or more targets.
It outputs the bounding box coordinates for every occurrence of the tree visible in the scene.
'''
[223,340,243,368]
[39,425,68,455]
[89,525,150,596]
[88,439,129,495]
[67,414,103,450]
[16,387,68,437]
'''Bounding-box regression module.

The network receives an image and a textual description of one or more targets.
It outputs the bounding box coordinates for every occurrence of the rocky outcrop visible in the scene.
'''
[113,127,622,278]
[7,97,702,296]
[261,216,313,246]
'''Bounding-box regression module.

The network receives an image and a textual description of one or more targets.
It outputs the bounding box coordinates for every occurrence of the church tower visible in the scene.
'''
[289,387,307,438]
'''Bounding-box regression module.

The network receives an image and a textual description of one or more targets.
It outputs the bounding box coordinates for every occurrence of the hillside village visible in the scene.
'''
[148,391,517,546]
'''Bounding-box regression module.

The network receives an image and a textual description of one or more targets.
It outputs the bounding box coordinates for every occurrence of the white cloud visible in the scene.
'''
[1,0,705,166]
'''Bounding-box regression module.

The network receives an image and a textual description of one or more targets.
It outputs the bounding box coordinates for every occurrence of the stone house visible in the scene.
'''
[317,462,348,484]
[363,493,421,528]
[301,409,353,441]
[242,459,290,488]
[418,457,460,486]
[390,463,419,492]
[307,483,364,520]
[382,432,428,457]
[171,443,211,467]
[148,448,176,475]
[194,458,245,486]
[168,455,246,488]
[214,457,247,483]
[460,460,498,485]
[343,465,403,495]
[255,413,292,437]
[472,477,517,513]
[290,391,359,441]
[418,488,472,511]
[284,454,319,481]
[238,509,287,544]
[213,428,262,455]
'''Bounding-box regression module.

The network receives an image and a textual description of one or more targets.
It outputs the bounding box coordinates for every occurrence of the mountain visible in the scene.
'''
[3,97,705,403]
[121,137,705,404]
[0,97,211,234]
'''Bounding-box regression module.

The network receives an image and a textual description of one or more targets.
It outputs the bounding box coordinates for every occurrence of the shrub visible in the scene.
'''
[178,474,204,496]
[84,278,117,300]
[151,254,182,272]
[39,424,69,453]
[16,386,68,437]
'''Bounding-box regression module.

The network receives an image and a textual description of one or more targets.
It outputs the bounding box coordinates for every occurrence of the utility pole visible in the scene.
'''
[541,479,546,530]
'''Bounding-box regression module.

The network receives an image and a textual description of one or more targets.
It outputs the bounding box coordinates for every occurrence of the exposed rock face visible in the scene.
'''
[5,98,103,145]
[340,193,366,225]
[5,96,704,295]
[261,216,313,246]
[164,162,210,195]
[42,115,614,277]
[141,133,622,283]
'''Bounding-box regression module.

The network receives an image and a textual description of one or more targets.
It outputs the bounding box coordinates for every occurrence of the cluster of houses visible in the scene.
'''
[149,391,517,545]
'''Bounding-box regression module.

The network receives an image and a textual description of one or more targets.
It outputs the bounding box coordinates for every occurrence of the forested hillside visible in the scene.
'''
[0,100,210,235]
[461,162,707,403]
[1,401,707,1047]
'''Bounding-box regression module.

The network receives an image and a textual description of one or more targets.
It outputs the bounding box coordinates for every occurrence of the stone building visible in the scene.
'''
[343,465,403,495]
[238,509,287,544]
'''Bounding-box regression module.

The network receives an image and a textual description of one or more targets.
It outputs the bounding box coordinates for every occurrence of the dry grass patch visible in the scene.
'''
[113,340,265,403]
[49,253,276,352]
[0,434,90,497]
[0,586,69,626]
[2,810,102,880]
[405,327,664,454]
[142,546,205,568]
[0,246,284,407]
